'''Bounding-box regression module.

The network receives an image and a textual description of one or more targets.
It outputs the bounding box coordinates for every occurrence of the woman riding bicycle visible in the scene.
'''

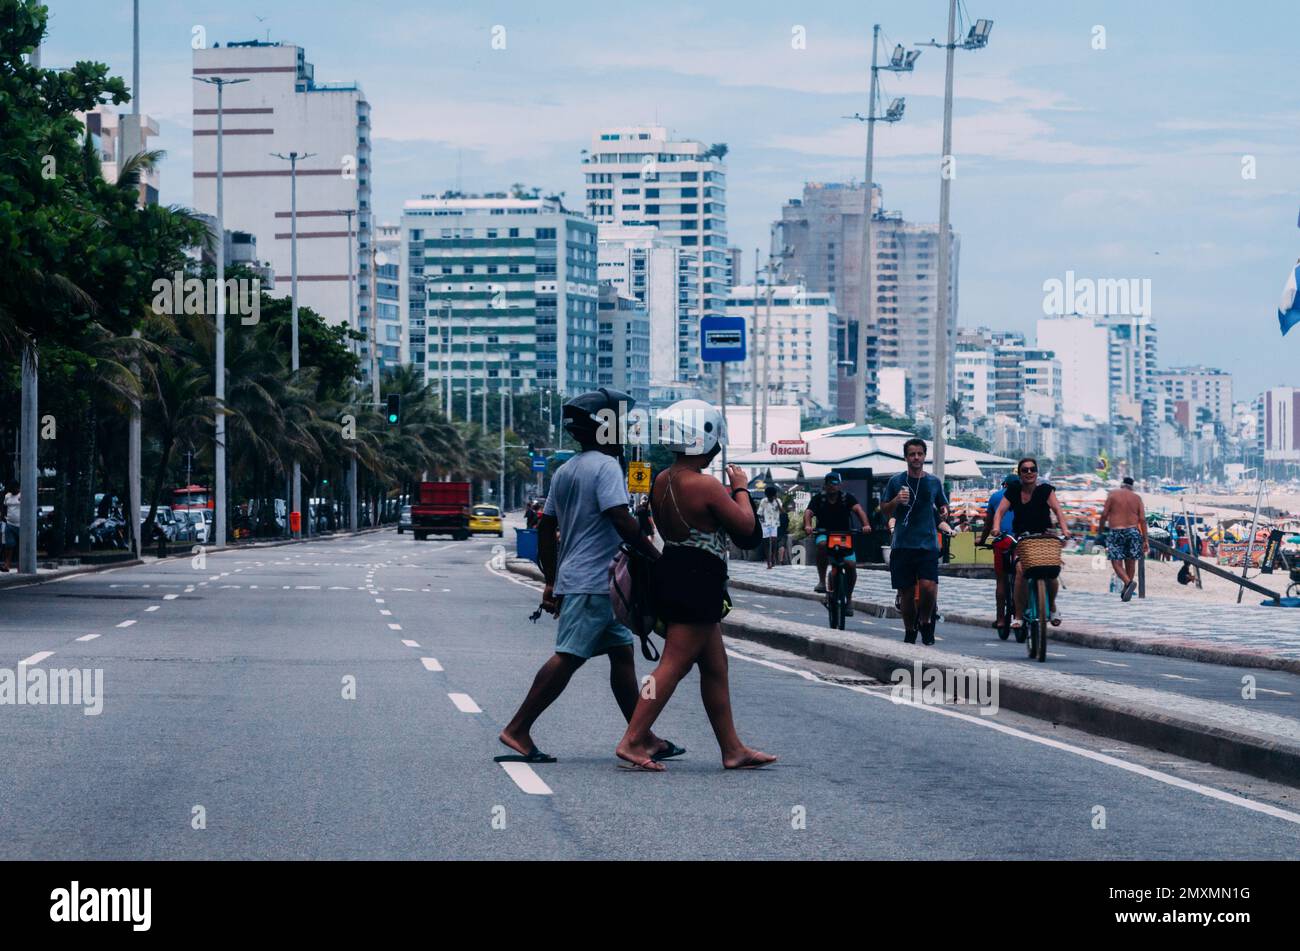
[990,457,1071,630]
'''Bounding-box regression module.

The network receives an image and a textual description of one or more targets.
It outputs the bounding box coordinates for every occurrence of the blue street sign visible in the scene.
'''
[531,455,548,472]
[700,316,747,363]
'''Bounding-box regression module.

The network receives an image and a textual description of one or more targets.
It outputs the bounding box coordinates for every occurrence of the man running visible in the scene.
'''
[879,439,949,645]
[804,473,870,611]
[977,474,1019,629]
[1099,476,1148,601]
[498,388,681,765]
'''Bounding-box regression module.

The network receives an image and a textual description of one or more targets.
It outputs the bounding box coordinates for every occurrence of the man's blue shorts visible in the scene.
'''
[555,593,634,659]
[889,547,939,590]
[1106,527,1144,561]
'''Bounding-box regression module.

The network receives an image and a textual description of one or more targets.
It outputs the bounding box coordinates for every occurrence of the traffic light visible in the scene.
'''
[386,393,400,425]
[527,442,536,457]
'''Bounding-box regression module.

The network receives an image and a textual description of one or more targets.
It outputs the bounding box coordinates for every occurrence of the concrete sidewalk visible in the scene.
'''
[728,562,1300,675]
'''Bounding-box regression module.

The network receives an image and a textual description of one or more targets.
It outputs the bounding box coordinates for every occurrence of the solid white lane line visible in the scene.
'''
[499,761,553,796]
[76,634,100,642]
[146,606,160,612]
[448,692,481,713]
[163,594,178,601]
[420,657,443,672]
[388,623,402,631]
[1094,660,1130,668]
[117,620,137,628]
[401,639,420,648]
[724,646,1300,827]
[1161,673,1201,682]
[1258,688,1294,697]
[20,651,55,666]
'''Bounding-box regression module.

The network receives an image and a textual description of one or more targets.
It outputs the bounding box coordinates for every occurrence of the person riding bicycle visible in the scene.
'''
[978,473,1019,630]
[879,438,949,645]
[990,457,1071,630]
[805,472,870,614]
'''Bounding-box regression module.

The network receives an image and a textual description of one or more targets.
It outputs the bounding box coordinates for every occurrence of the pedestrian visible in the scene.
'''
[758,484,782,569]
[878,439,949,644]
[498,388,682,765]
[614,399,776,771]
[524,501,539,530]
[2,480,20,572]
[1098,476,1149,601]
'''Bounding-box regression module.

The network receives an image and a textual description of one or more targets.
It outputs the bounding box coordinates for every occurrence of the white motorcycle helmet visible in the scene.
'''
[658,399,725,457]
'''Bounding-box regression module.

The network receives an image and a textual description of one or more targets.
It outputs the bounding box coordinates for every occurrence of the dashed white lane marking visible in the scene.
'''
[1094,659,1130,668]
[76,634,100,642]
[448,692,481,713]
[21,651,55,666]
[374,598,385,604]
[420,657,444,672]
[328,586,350,590]
[198,582,208,587]
[499,761,553,796]
[1258,688,1294,697]
[164,594,178,601]
[725,646,1300,827]
[295,585,320,590]
[401,639,420,648]
[146,606,160,612]
[442,588,451,593]
[220,585,240,589]
[1161,673,1201,682]
[388,623,402,631]
[117,620,137,628]
[208,576,221,581]
[380,609,392,616]
[249,585,259,589]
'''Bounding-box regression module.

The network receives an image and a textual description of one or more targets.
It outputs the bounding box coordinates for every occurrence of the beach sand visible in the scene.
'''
[1059,550,1287,605]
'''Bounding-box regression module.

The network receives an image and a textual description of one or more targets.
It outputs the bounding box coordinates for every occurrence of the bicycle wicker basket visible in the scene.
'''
[1017,535,1062,570]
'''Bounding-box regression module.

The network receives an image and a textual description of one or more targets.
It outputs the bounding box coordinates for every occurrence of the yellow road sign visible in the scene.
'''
[627,461,651,495]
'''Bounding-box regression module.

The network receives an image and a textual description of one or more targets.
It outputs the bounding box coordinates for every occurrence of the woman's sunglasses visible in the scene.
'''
[1019,467,1037,474]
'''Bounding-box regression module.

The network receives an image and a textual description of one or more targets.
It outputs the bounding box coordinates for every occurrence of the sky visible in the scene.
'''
[40,0,1300,397]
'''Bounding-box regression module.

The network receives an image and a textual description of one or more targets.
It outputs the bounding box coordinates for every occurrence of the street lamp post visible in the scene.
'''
[918,7,992,480]
[271,150,316,537]
[195,75,249,549]
[847,24,918,427]
[342,207,358,533]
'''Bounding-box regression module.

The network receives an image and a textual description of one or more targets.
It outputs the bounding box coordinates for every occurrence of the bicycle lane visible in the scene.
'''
[724,565,1300,721]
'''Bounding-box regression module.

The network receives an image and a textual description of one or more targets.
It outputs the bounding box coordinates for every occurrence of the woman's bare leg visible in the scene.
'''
[615,622,710,769]
[696,626,776,768]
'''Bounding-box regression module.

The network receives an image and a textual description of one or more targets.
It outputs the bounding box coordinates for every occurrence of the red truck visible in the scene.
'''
[410,481,471,541]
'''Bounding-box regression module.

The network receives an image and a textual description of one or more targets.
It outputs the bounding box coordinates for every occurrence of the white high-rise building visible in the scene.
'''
[1152,366,1233,431]
[584,126,728,384]
[400,194,599,398]
[596,224,679,387]
[1261,387,1300,462]
[1035,316,1111,425]
[725,285,837,413]
[192,40,370,333]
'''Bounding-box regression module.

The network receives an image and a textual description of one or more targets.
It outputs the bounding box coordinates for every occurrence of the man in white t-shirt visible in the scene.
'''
[758,484,782,569]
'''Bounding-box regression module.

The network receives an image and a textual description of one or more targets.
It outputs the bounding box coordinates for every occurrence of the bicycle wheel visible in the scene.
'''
[836,571,848,630]
[1288,582,1300,599]
[1034,578,1049,662]
[826,569,841,629]
[997,582,1012,640]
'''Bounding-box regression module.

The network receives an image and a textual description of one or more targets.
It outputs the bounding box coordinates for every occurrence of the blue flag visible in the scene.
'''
[1280,262,1300,336]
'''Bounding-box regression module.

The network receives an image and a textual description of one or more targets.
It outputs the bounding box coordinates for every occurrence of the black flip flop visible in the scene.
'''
[494,739,557,764]
[651,740,686,762]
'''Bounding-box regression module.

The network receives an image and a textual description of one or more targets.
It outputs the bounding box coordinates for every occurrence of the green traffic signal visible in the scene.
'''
[386,393,400,425]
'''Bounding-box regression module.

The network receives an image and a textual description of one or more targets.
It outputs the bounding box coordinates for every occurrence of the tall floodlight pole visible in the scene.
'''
[918,8,992,479]
[18,347,37,574]
[271,151,316,537]
[848,24,918,426]
[128,0,142,557]
[196,76,249,549]
[342,208,358,533]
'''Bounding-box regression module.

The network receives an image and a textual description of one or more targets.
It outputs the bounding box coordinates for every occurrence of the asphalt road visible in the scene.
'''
[2,531,1298,859]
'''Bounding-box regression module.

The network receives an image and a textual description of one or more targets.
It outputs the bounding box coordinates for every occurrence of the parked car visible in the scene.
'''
[181,509,210,544]
[469,504,503,537]
[398,505,412,534]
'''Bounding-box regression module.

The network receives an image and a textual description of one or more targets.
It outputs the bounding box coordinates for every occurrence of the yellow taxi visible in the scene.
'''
[469,504,503,537]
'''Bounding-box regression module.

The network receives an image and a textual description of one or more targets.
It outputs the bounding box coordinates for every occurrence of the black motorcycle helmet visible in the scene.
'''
[562,387,633,450]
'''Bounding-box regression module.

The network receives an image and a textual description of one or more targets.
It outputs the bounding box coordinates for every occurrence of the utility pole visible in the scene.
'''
[369,243,381,404]
[18,346,37,574]
[499,389,506,509]
[271,150,316,537]
[750,247,760,452]
[128,0,142,558]
[918,6,992,480]
[195,76,249,549]
[464,310,471,422]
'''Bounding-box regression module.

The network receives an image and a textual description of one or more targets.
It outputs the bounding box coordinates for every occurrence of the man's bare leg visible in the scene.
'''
[499,653,585,756]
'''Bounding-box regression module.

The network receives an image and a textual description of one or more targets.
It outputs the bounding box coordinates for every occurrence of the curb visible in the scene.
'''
[503,560,1300,787]
[0,558,143,590]
[726,577,1300,677]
